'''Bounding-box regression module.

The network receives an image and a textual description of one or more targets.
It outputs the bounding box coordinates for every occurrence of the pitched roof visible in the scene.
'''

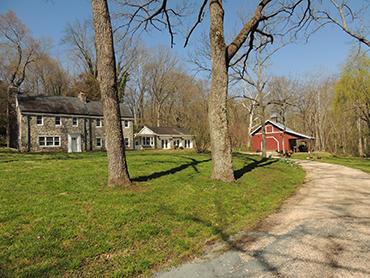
[251,120,315,139]
[137,126,193,136]
[16,92,133,118]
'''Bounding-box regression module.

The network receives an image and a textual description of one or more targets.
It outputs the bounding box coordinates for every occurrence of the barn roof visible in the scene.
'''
[16,92,133,118]
[136,126,193,136]
[251,120,315,139]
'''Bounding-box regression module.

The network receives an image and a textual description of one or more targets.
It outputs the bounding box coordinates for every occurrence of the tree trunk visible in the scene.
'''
[247,107,254,150]
[157,102,162,127]
[357,117,363,157]
[91,0,131,187]
[208,0,235,182]
[260,106,267,158]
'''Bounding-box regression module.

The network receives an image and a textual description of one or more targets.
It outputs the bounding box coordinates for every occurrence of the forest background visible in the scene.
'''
[1,0,369,157]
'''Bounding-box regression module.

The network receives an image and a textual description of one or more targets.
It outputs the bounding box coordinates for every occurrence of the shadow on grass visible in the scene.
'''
[234,156,278,180]
[132,157,212,182]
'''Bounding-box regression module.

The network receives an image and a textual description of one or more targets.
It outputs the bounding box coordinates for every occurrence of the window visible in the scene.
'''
[185,139,191,148]
[96,138,102,147]
[55,116,61,126]
[72,117,78,126]
[124,120,129,128]
[36,115,43,126]
[161,139,169,149]
[96,118,102,127]
[39,136,61,147]
[124,138,130,147]
[142,136,154,146]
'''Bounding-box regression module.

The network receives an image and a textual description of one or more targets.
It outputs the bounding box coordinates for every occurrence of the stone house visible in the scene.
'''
[7,87,134,152]
[135,126,195,150]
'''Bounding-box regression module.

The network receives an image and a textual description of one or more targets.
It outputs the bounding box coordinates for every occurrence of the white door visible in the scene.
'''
[68,134,82,152]
[72,137,77,152]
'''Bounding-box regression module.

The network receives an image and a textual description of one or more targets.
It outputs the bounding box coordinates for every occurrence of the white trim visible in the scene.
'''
[21,112,133,121]
[96,118,102,127]
[261,136,280,152]
[124,137,130,147]
[55,116,62,126]
[137,126,156,135]
[38,135,61,147]
[251,120,314,139]
[72,117,78,127]
[96,137,103,148]
[184,139,192,148]
[68,134,82,152]
[161,139,169,149]
[36,115,43,126]
[142,136,154,146]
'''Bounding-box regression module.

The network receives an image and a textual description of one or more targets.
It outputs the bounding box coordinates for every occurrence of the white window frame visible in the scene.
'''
[142,136,154,146]
[96,118,102,127]
[124,120,130,128]
[36,115,43,126]
[124,137,130,147]
[55,116,61,126]
[96,137,103,148]
[161,139,169,149]
[185,139,192,148]
[38,136,61,147]
[72,117,78,127]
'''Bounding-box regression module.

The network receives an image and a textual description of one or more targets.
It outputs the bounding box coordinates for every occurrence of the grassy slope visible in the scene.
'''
[291,152,370,174]
[0,150,305,277]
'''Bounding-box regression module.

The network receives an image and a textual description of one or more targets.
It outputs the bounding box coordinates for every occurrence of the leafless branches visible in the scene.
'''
[111,0,193,47]
[314,0,370,48]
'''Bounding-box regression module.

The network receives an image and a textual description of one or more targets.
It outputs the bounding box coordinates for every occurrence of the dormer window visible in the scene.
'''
[36,115,43,126]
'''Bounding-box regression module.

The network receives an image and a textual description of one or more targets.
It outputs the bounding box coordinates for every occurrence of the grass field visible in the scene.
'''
[291,152,370,174]
[0,149,305,277]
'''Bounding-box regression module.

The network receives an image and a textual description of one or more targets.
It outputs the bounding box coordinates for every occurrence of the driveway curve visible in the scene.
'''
[152,160,370,277]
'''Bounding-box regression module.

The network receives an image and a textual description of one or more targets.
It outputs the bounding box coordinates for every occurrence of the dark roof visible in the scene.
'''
[143,126,192,136]
[16,92,133,118]
[251,120,315,139]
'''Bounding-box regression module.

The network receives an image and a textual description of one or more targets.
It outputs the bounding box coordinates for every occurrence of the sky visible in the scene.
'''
[0,0,356,79]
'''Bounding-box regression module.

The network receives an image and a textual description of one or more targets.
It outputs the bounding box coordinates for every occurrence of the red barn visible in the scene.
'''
[251,116,314,153]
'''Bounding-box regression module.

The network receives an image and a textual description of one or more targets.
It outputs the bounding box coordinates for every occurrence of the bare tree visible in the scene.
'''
[144,45,187,127]
[0,9,51,88]
[91,0,132,187]
[61,18,98,78]
[315,0,370,48]
[269,76,299,153]
[105,0,313,181]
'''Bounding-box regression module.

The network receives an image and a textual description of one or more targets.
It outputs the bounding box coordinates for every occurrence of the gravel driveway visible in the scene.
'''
[152,160,370,277]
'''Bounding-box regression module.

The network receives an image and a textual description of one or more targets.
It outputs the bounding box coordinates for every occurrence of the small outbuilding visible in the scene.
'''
[251,115,315,153]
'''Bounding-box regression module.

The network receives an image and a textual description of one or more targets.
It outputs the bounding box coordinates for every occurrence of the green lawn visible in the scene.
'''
[291,152,370,174]
[0,149,305,277]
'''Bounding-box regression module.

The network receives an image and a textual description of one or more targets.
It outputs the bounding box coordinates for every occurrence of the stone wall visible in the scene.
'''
[18,114,134,153]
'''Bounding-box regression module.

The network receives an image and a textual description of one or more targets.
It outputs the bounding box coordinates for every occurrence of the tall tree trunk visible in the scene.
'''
[91,0,131,187]
[247,107,255,150]
[357,117,363,156]
[208,0,235,182]
[260,105,267,158]
[157,102,162,127]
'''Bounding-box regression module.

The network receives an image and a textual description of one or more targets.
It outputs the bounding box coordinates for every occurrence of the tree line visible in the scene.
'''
[1,0,370,185]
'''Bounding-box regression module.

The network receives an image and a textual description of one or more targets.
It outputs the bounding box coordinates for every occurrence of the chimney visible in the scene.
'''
[78,91,87,103]
[270,113,278,123]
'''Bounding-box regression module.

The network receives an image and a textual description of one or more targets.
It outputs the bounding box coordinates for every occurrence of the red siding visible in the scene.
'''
[252,124,299,152]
